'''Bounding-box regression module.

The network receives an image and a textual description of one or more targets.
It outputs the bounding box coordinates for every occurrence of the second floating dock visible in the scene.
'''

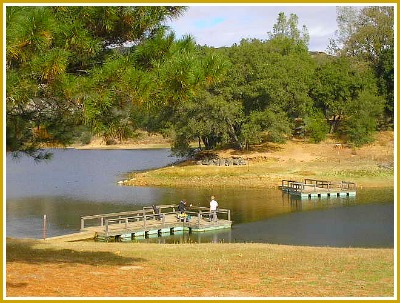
[280,178,357,199]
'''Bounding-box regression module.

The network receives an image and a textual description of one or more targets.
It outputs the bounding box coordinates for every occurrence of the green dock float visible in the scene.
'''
[159,228,172,234]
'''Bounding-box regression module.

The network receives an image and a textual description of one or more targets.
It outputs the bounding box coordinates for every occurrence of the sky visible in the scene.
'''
[167,5,344,52]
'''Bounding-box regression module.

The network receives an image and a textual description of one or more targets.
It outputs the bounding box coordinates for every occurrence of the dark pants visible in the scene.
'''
[211,211,217,222]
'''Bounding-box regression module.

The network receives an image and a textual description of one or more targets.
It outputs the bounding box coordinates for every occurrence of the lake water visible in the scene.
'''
[5,148,395,247]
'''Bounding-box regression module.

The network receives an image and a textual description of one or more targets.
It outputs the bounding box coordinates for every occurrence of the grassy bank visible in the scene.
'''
[125,132,394,189]
[6,238,394,298]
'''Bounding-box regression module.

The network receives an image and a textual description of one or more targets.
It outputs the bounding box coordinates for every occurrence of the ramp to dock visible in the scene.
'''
[44,231,96,242]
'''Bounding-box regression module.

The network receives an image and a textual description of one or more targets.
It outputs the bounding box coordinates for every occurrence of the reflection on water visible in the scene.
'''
[230,201,394,248]
[134,193,394,247]
[6,149,394,247]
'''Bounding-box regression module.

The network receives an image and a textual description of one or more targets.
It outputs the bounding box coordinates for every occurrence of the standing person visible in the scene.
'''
[177,199,188,222]
[178,200,187,213]
[152,205,161,220]
[209,195,218,222]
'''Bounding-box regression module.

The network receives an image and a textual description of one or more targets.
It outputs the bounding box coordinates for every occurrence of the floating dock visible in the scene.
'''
[280,178,356,199]
[80,205,232,242]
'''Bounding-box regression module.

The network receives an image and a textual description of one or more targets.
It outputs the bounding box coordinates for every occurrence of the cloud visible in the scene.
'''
[167,5,340,51]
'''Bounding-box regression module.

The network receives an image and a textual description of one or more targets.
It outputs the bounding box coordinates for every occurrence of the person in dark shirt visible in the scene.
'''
[178,199,187,213]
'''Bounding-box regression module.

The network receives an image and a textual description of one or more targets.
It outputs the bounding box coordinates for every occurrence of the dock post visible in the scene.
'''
[197,212,201,228]
[80,217,85,230]
[105,219,109,236]
[228,209,231,221]
[143,211,146,229]
[100,217,104,226]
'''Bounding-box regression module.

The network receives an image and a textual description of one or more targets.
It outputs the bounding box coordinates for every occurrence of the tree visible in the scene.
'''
[309,55,384,144]
[339,91,385,146]
[212,35,314,149]
[152,45,233,155]
[268,12,310,49]
[200,12,316,150]
[6,7,83,159]
[83,29,230,147]
[342,6,394,64]
[330,6,394,125]
[328,6,360,55]
[6,6,187,158]
[170,91,243,154]
[241,107,292,146]
[303,110,330,143]
[376,47,394,124]
[217,37,314,117]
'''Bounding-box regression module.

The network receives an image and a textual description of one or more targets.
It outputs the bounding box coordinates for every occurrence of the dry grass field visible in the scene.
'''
[6,238,394,298]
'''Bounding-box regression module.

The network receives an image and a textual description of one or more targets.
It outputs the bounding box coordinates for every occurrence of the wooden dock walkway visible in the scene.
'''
[80,205,232,241]
[280,178,356,199]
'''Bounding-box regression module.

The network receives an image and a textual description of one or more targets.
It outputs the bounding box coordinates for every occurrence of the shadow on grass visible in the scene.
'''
[6,239,146,266]
[6,282,28,289]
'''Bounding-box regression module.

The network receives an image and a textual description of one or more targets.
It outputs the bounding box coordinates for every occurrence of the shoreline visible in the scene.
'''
[70,133,172,150]
[73,143,171,150]
[121,164,394,189]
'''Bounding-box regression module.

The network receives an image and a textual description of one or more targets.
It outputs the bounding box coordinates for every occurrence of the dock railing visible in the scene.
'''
[281,179,357,194]
[281,180,317,193]
[186,206,231,226]
[304,179,357,190]
[81,204,231,235]
[80,209,154,230]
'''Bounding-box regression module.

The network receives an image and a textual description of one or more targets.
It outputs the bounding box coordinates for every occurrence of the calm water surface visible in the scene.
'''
[5,149,394,247]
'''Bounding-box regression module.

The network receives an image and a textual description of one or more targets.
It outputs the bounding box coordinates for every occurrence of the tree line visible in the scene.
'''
[6,6,394,159]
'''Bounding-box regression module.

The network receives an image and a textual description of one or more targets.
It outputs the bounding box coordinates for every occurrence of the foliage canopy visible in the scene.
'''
[6,6,394,158]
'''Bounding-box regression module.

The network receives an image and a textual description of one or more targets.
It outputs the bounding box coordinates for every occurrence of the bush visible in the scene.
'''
[79,131,93,145]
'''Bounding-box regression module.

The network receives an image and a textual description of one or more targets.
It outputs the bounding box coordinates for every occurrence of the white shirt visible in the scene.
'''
[210,199,218,211]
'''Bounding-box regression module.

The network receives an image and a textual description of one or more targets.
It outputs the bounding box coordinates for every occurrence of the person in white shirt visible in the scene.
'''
[209,195,218,222]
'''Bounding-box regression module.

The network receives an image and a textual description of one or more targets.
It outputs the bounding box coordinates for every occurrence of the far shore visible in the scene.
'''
[65,132,395,189]
[117,132,395,190]
[71,133,171,150]
[73,142,171,150]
